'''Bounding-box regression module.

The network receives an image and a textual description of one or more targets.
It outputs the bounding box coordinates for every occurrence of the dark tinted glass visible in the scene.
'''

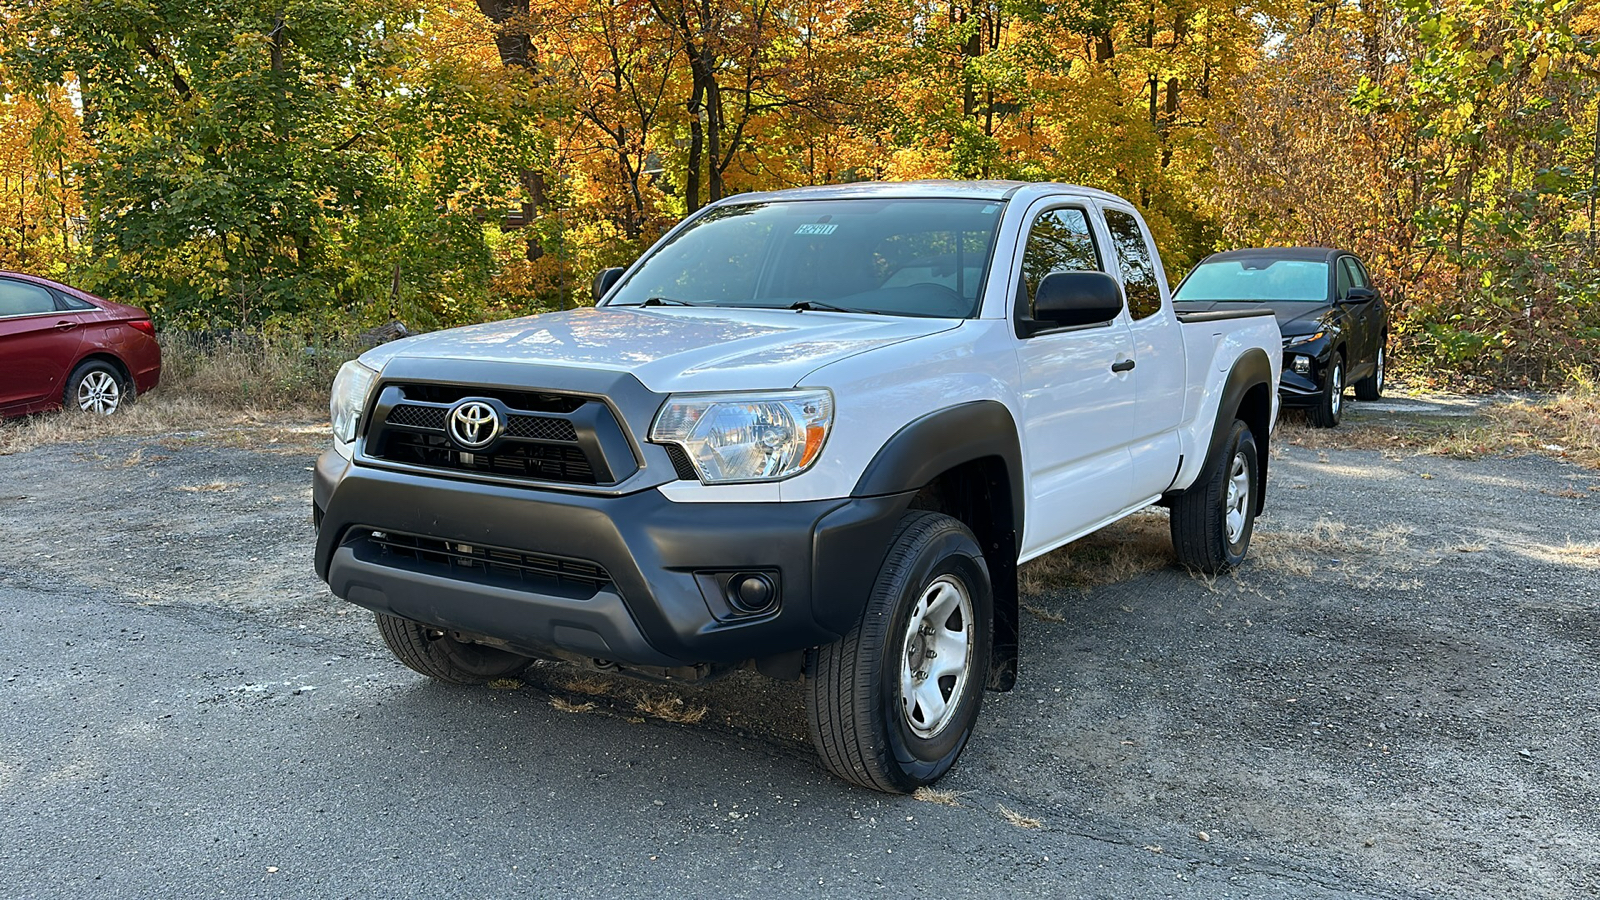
[0,279,57,317]
[1018,208,1102,317]
[1336,259,1354,297]
[1104,209,1162,320]
[609,199,1006,318]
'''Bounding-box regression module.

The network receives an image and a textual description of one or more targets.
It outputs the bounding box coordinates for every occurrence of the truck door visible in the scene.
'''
[1101,205,1186,499]
[1010,203,1136,559]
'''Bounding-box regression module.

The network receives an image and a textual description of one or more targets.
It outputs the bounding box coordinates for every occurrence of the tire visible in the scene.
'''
[374,612,531,685]
[805,511,993,793]
[64,360,128,416]
[1354,344,1385,401]
[1307,351,1344,428]
[1170,420,1259,574]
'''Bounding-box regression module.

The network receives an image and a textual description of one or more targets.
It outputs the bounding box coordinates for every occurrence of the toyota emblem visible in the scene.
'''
[447,400,502,449]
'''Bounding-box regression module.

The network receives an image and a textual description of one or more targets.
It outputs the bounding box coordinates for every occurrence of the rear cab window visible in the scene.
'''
[1102,208,1164,320]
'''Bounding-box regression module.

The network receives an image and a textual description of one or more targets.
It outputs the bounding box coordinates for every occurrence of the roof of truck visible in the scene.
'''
[715,179,1128,205]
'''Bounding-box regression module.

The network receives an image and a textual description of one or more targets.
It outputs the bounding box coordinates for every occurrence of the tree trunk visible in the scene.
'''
[475,0,546,261]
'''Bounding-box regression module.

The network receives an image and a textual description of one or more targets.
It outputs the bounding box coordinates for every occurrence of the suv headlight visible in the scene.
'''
[330,360,378,453]
[1282,330,1325,347]
[651,390,833,484]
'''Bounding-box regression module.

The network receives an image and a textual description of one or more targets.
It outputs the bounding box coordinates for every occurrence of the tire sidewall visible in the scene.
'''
[876,526,993,784]
[1222,424,1259,565]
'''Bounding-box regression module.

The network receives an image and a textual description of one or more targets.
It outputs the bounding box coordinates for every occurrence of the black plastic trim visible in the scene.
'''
[1198,349,1274,514]
[1173,308,1277,324]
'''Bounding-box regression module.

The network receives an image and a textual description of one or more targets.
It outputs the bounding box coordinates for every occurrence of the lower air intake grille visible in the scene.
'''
[363,529,611,593]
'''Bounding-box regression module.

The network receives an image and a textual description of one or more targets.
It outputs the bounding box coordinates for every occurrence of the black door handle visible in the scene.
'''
[1111,359,1136,373]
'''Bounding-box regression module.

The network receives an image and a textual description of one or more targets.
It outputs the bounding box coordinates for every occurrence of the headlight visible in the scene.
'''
[1282,330,1325,347]
[651,390,833,484]
[330,360,378,451]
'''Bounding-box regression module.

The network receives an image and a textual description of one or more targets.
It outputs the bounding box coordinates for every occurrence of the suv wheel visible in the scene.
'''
[1354,345,1385,401]
[1308,352,1344,428]
[375,612,531,685]
[1170,419,1259,573]
[805,511,993,793]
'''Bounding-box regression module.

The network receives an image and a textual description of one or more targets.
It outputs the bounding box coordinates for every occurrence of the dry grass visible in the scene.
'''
[0,330,351,456]
[550,697,597,714]
[561,675,619,697]
[633,694,709,725]
[1019,510,1174,597]
[1250,519,1414,578]
[911,786,965,807]
[997,804,1042,829]
[1518,540,1600,569]
[176,480,241,493]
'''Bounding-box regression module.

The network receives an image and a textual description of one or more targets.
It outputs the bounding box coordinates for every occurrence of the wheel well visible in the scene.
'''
[1237,382,1272,514]
[908,456,1019,692]
[75,352,133,388]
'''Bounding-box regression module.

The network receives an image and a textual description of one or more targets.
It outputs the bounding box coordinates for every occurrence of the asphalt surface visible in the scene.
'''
[0,401,1596,899]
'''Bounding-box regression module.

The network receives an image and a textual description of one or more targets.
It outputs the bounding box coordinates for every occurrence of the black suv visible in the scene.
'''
[1173,247,1387,427]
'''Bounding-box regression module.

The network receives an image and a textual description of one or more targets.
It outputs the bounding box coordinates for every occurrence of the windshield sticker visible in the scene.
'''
[795,223,838,235]
[981,205,999,215]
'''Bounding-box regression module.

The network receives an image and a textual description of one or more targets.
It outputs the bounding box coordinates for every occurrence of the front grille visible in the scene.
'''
[381,430,596,482]
[363,382,634,487]
[387,404,447,430]
[363,529,611,593]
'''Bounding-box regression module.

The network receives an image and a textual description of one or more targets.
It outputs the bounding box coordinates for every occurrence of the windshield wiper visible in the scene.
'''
[788,300,863,314]
[640,296,697,307]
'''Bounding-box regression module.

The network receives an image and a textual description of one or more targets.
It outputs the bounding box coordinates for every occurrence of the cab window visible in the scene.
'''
[1016,207,1103,319]
[1103,209,1163,320]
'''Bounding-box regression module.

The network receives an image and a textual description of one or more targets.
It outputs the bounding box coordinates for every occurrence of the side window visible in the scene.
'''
[1103,209,1162,320]
[1341,257,1368,290]
[57,293,96,311]
[0,279,58,317]
[1336,259,1354,298]
[1017,207,1102,318]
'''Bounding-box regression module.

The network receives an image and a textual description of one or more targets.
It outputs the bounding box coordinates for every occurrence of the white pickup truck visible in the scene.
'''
[313,180,1281,792]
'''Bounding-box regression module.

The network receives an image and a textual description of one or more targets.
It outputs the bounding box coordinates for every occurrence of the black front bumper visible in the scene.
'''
[313,452,911,669]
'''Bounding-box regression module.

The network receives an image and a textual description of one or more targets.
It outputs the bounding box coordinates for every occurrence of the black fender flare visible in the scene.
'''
[851,400,1025,691]
[851,400,1025,536]
[1195,348,1274,514]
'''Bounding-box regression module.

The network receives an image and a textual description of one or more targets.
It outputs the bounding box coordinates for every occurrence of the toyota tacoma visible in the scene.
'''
[313,180,1281,792]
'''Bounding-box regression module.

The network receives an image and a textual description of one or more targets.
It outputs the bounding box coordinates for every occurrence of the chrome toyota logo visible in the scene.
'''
[447,400,502,449]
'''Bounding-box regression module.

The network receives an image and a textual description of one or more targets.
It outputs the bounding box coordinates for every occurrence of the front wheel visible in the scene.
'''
[1308,351,1344,428]
[806,511,993,793]
[374,612,531,685]
[1170,419,1259,573]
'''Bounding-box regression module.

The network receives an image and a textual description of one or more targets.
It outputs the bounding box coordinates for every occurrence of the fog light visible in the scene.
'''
[1292,356,1312,375]
[729,573,777,614]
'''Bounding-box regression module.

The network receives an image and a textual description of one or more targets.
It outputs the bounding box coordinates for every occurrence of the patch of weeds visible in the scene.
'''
[1022,603,1066,623]
[998,804,1042,829]
[634,694,708,725]
[912,786,965,807]
[177,481,240,493]
[550,697,597,713]
[562,676,618,697]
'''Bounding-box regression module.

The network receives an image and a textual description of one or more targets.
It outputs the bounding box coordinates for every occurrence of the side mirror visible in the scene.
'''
[1342,286,1376,303]
[592,267,626,303]
[1033,271,1125,329]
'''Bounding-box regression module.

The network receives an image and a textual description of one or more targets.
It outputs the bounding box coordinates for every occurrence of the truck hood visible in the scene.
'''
[359,306,960,392]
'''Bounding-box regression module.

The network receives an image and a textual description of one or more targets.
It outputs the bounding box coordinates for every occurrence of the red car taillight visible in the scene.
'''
[129,319,156,337]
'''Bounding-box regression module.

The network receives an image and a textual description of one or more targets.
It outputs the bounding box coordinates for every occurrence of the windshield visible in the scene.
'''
[1174,259,1329,303]
[606,198,1006,318]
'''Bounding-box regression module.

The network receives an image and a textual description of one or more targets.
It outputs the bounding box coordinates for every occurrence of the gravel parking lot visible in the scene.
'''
[0,401,1595,899]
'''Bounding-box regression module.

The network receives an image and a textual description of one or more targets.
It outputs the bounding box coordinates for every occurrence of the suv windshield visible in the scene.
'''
[1175,259,1329,303]
[607,198,1006,318]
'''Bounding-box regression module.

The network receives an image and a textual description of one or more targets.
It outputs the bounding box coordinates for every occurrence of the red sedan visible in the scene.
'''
[0,271,161,417]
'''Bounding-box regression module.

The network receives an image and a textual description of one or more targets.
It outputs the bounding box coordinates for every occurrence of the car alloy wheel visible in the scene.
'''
[77,370,122,415]
[1225,451,1251,545]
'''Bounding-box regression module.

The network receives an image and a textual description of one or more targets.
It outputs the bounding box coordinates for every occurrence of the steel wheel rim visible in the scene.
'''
[1225,451,1250,545]
[900,574,974,740]
[1329,364,1343,416]
[77,371,121,415]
